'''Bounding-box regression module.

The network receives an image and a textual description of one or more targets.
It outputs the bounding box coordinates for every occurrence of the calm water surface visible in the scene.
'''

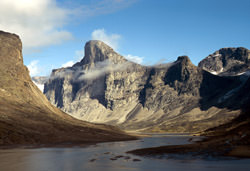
[0,135,250,171]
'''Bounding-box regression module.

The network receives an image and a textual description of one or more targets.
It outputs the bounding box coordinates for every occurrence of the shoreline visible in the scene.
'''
[0,133,139,150]
[127,138,250,159]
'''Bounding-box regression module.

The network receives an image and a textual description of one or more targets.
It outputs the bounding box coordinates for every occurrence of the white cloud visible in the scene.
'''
[125,54,144,64]
[61,61,74,68]
[91,29,121,50]
[78,60,129,80]
[52,60,133,81]
[27,60,40,76]
[0,0,136,52]
[0,0,73,50]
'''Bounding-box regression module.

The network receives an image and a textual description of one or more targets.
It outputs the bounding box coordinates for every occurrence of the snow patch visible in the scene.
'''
[210,71,218,75]
[208,68,223,75]
[237,70,250,76]
[213,54,222,57]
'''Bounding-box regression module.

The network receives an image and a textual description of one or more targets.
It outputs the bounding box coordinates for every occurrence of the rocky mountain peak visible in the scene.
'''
[164,55,201,95]
[218,47,250,61]
[0,30,29,81]
[45,42,248,133]
[0,31,23,64]
[75,40,127,67]
[176,55,192,66]
[198,47,250,75]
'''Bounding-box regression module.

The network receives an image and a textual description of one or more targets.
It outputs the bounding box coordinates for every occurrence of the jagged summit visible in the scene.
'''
[74,40,127,67]
[176,55,192,65]
[45,42,250,133]
[199,47,250,75]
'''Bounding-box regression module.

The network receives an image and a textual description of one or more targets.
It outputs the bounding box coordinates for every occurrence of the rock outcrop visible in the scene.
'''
[198,47,250,76]
[44,40,250,133]
[0,31,134,146]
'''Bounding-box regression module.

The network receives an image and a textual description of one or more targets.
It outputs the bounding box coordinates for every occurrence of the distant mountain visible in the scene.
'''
[44,40,250,133]
[0,31,134,146]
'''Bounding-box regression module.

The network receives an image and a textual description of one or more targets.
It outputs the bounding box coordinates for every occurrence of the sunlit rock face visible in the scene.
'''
[45,41,250,133]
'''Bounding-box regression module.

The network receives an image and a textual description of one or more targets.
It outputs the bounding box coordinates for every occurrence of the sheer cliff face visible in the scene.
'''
[198,47,250,76]
[45,40,249,133]
[0,31,134,146]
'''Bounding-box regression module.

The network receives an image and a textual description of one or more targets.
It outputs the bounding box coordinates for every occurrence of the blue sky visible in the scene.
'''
[1,0,249,76]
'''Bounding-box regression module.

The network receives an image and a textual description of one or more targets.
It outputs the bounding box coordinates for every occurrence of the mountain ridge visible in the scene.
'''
[44,40,250,133]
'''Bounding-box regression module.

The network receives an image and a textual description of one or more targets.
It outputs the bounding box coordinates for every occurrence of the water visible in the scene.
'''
[0,135,250,171]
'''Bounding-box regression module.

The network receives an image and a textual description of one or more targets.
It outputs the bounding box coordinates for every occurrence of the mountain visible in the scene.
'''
[0,31,134,146]
[128,78,250,158]
[44,40,250,133]
[198,47,250,76]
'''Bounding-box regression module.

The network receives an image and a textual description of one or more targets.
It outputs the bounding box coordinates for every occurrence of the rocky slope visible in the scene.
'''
[45,40,250,133]
[128,68,250,158]
[0,31,135,146]
[128,86,250,158]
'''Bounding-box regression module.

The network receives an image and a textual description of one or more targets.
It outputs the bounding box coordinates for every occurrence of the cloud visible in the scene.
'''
[0,0,137,52]
[51,59,132,81]
[79,60,131,80]
[27,60,40,76]
[0,0,73,51]
[61,61,74,68]
[125,54,144,64]
[91,29,121,50]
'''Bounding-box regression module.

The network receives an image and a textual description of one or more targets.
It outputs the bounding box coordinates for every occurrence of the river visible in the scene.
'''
[0,134,249,171]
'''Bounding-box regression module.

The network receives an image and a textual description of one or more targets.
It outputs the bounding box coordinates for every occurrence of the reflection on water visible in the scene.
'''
[0,135,250,171]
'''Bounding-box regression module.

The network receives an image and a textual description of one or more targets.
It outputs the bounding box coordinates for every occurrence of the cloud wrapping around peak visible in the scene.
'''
[78,60,131,80]
[91,29,121,50]
[51,59,133,81]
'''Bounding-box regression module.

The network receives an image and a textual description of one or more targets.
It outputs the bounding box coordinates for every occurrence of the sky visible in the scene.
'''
[0,0,250,76]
